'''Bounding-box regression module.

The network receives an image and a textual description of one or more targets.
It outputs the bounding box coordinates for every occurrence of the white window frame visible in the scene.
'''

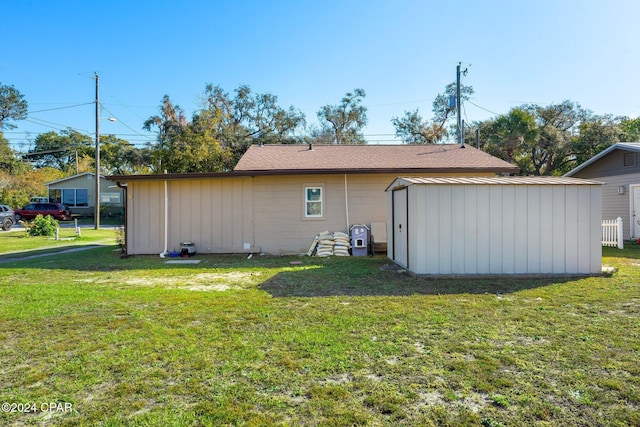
[101,192,121,204]
[304,185,324,219]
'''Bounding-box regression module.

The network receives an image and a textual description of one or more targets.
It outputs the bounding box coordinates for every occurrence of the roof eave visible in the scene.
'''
[108,167,518,182]
[564,142,640,176]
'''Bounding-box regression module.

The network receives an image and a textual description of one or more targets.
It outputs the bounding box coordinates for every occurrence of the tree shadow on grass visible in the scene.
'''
[259,262,586,298]
[0,249,601,297]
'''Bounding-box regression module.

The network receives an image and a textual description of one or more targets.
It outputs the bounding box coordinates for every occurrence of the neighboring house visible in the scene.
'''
[108,144,518,255]
[46,172,125,217]
[564,142,640,240]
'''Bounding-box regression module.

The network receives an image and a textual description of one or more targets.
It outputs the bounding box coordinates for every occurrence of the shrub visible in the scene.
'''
[27,214,58,237]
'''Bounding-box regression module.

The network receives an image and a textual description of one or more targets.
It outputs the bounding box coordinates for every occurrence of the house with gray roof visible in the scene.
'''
[565,142,640,240]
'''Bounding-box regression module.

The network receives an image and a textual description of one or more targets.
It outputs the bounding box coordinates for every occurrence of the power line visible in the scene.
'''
[100,103,154,139]
[28,102,94,114]
[25,117,91,134]
[466,100,501,116]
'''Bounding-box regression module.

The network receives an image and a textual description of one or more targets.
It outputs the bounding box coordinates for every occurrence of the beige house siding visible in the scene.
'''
[127,180,165,254]
[126,178,255,255]
[252,172,493,254]
[123,171,496,255]
[253,174,397,254]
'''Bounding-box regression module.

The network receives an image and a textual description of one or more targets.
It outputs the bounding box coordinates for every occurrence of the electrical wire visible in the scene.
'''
[466,100,501,116]
[100,103,155,139]
[28,102,94,114]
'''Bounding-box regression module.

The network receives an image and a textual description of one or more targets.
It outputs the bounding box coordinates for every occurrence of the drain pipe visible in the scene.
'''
[159,174,169,258]
[344,174,350,231]
[116,181,128,256]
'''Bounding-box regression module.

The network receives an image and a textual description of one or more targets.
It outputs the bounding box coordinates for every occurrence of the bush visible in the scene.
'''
[27,214,58,237]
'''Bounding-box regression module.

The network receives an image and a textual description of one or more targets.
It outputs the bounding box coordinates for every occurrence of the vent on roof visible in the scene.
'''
[623,152,636,167]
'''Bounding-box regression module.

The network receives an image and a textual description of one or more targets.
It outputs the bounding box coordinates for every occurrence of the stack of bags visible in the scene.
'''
[307,231,351,257]
[332,231,351,256]
[315,231,336,257]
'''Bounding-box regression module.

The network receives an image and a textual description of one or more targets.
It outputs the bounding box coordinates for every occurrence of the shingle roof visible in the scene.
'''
[234,144,519,173]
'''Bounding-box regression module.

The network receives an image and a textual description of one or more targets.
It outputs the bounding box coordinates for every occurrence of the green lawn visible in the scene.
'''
[0,241,638,426]
[0,228,119,257]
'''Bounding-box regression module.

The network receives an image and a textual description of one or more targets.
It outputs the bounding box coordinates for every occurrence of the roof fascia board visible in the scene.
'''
[108,167,518,182]
[46,172,105,186]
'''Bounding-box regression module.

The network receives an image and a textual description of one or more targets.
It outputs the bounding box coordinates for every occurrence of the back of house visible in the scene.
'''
[109,144,518,255]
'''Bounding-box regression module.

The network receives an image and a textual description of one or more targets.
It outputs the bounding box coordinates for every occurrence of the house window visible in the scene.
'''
[101,192,121,204]
[49,188,89,207]
[623,152,636,167]
[49,189,61,203]
[305,186,323,218]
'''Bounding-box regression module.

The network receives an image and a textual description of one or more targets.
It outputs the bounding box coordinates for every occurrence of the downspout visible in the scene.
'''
[344,174,350,231]
[116,181,128,256]
[160,175,169,258]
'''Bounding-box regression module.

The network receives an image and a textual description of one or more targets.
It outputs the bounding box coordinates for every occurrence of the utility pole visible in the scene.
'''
[94,73,100,230]
[456,62,463,147]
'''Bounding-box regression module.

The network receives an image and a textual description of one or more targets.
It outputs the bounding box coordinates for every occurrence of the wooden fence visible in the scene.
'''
[602,217,623,249]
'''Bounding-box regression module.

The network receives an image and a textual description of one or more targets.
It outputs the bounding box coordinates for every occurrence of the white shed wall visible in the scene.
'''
[395,183,601,276]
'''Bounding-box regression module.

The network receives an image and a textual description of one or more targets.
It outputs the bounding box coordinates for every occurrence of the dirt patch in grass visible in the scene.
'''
[76,272,260,291]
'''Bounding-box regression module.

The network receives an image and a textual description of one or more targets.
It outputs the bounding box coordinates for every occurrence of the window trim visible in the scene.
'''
[49,188,89,207]
[101,192,121,204]
[303,184,324,220]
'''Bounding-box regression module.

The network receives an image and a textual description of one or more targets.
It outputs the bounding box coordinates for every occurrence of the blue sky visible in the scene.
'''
[2,0,639,150]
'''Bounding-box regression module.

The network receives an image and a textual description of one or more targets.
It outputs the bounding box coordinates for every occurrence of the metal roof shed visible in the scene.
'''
[386,176,603,276]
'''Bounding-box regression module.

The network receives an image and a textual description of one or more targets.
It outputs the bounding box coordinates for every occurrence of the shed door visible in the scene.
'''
[392,188,408,268]
[633,185,640,238]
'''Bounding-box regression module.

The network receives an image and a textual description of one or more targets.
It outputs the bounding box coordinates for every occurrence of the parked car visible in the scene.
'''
[14,203,72,221]
[0,204,16,230]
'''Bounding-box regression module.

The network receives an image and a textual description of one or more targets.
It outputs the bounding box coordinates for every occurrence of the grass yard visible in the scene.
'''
[0,228,119,257]
[0,238,638,426]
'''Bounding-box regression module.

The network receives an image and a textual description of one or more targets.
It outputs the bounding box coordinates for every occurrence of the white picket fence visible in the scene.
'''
[602,217,623,249]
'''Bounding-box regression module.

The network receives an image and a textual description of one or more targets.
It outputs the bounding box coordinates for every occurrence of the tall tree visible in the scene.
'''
[392,83,474,144]
[571,115,622,169]
[145,93,233,173]
[620,117,640,142]
[143,95,189,172]
[317,88,367,144]
[526,101,588,175]
[0,133,27,174]
[100,135,153,175]
[0,83,28,130]
[391,109,447,144]
[27,129,93,171]
[0,167,62,208]
[474,100,624,175]
[200,84,306,160]
[483,107,539,168]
